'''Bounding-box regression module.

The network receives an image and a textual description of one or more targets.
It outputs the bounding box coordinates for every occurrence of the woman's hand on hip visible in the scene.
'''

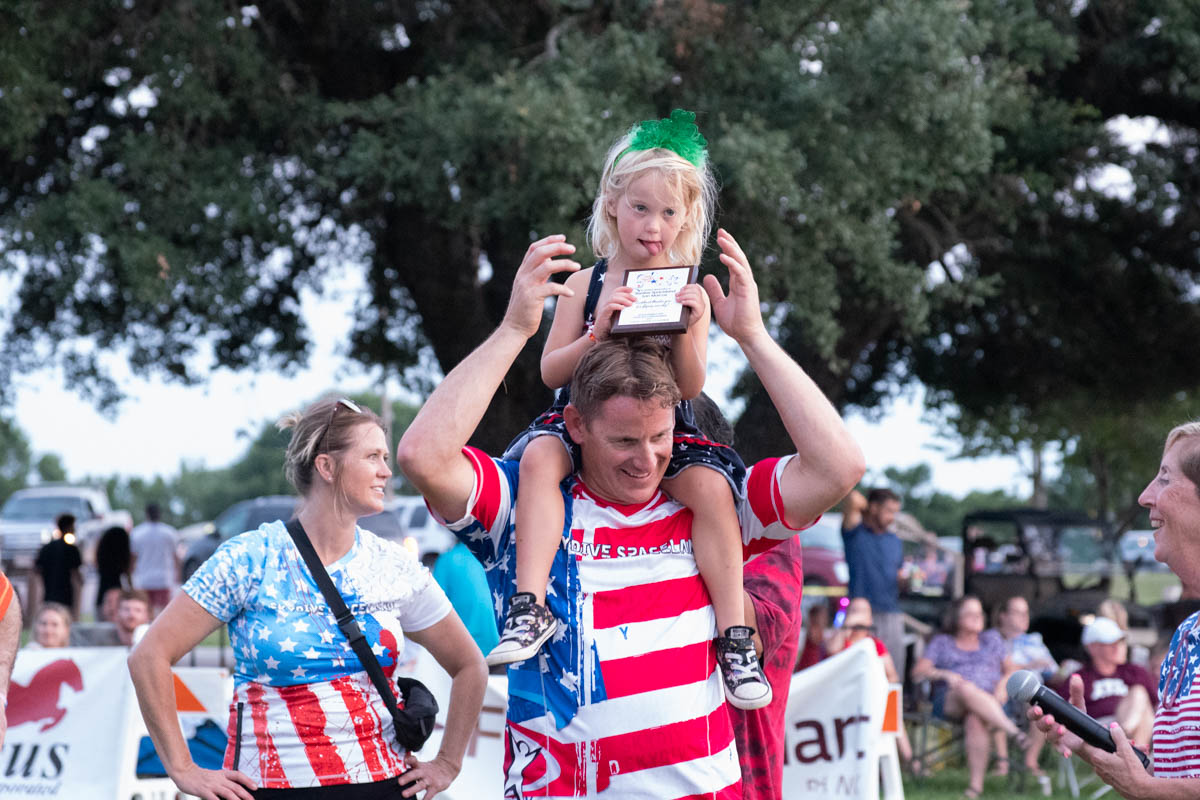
[398,752,459,799]
[170,763,257,800]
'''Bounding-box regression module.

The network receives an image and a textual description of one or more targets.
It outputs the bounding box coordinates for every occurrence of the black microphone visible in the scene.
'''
[1007,669,1151,770]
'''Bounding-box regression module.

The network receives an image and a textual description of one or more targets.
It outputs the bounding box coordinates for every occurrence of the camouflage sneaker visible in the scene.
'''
[485,592,558,667]
[716,625,773,710]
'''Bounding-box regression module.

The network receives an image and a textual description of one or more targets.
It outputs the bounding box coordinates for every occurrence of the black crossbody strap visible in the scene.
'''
[284,519,404,724]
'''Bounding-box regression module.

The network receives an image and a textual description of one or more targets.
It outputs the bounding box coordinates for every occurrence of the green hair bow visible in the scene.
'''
[620,108,708,167]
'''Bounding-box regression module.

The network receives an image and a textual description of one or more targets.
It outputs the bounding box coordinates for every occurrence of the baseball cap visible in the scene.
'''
[1082,616,1125,645]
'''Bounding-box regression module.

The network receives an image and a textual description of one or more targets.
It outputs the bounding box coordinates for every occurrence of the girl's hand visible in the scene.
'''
[399,752,458,799]
[591,286,636,341]
[675,283,708,329]
[169,764,257,800]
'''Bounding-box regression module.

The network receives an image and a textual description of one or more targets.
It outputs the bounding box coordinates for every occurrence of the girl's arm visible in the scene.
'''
[541,269,636,389]
[539,269,593,390]
[669,283,710,400]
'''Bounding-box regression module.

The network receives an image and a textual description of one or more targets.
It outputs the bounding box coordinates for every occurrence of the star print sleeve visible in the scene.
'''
[439,446,518,565]
[182,531,263,622]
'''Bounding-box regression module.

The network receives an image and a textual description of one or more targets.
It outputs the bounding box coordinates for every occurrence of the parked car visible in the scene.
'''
[1119,529,1167,571]
[388,496,457,564]
[180,496,417,581]
[0,485,133,569]
[798,512,850,589]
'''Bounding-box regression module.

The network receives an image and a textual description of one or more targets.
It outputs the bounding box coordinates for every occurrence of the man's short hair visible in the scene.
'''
[145,502,162,522]
[55,513,76,534]
[570,339,681,420]
[118,589,150,607]
[867,488,901,506]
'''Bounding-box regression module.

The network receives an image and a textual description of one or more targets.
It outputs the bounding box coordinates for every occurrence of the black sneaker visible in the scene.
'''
[485,592,558,667]
[715,626,772,710]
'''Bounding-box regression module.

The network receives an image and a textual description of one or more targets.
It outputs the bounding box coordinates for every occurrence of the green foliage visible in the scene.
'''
[0,416,32,503]
[872,461,1025,538]
[34,453,66,484]
[2,0,1199,479]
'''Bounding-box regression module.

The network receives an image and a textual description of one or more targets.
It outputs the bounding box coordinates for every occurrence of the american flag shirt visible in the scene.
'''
[1154,609,1200,777]
[183,521,451,789]
[449,447,804,799]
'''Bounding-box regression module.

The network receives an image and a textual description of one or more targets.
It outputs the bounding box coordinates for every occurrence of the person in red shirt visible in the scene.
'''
[1069,616,1157,743]
[827,596,915,772]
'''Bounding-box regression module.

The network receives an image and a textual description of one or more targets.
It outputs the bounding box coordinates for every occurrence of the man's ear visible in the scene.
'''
[563,404,587,445]
[313,453,336,484]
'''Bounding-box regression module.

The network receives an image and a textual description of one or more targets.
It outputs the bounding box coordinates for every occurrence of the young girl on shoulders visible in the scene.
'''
[490,109,771,710]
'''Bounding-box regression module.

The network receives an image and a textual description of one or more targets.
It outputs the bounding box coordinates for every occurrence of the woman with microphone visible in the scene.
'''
[1032,420,1200,798]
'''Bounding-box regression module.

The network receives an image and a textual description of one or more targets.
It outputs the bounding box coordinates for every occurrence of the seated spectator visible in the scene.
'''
[993,596,1054,793]
[73,590,151,647]
[26,603,72,649]
[829,597,917,772]
[796,601,830,671]
[1070,616,1156,744]
[912,594,1024,800]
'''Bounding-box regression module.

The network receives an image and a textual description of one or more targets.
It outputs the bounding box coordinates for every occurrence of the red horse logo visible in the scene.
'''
[8,659,85,732]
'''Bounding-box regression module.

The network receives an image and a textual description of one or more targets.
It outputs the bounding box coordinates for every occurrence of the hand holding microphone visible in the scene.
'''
[1007,669,1151,770]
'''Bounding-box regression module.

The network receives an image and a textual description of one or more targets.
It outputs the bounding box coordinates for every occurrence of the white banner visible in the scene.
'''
[0,648,231,800]
[1,647,130,797]
[782,638,888,799]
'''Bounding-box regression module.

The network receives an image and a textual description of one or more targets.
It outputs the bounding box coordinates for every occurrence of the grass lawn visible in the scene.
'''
[902,761,1101,799]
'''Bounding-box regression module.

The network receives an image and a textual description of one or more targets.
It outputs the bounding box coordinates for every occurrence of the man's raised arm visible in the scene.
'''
[396,236,579,523]
[703,230,865,527]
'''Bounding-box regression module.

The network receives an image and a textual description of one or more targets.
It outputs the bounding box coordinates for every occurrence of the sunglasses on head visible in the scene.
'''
[317,397,363,452]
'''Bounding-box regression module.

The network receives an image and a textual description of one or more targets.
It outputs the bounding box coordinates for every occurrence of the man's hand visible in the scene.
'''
[703,229,768,345]
[501,235,580,339]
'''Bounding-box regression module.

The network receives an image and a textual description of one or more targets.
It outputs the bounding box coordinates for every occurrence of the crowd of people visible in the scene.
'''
[0,107,1195,800]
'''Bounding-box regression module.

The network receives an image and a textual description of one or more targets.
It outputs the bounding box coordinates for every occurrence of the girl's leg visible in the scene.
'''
[662,466,745,633]
[663,466,770,710]
[487,436,571,666]
[514,436,572,605]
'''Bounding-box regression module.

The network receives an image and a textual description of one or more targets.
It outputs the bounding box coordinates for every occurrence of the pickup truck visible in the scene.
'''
[0,485,134,568]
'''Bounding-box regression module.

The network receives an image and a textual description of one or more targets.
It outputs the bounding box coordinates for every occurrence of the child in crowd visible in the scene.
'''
[491,109,770,709]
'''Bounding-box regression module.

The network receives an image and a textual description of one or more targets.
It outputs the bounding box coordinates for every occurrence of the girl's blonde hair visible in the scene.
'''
[586,136,717,267]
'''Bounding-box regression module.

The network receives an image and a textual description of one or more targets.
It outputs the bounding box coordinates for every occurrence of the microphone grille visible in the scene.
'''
[1006,669,1042,703]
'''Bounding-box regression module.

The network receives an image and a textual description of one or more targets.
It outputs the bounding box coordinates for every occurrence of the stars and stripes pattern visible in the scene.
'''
[184,521,451,789]
[1154,610,1200,777]
[448,447,803,799]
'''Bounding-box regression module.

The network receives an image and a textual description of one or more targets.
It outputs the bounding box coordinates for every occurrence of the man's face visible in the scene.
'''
[866,499,901,531]
[564,396,674,505]
[1139,439,1200,581]
[1086,639,1126,671]
[117,599,150,632]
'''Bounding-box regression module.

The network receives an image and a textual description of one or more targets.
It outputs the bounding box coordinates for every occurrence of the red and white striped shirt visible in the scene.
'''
[449,448,807,799]
[1153,610,1200,778]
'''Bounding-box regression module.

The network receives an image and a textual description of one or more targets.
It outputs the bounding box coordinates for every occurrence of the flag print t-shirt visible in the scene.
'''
[447,447,806,799]
[184,520,451,789]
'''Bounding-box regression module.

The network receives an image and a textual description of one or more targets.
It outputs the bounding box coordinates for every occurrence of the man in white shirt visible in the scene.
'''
[129,503,178,615]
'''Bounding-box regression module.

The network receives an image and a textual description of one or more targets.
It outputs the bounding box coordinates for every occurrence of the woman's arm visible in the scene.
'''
[401,614,488,799]
[669,283,710,400]
[128,594,257,800]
